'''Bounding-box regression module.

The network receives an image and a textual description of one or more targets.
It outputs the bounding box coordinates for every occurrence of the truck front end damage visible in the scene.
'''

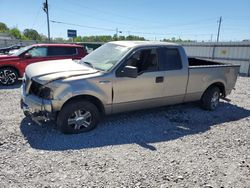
[20,74,56,124]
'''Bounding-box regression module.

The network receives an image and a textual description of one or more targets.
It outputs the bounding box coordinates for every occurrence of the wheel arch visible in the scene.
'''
[204,82,226,97]
[61,94,105,116]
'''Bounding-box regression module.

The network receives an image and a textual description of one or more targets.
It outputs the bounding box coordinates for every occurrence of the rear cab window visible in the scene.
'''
[159,48,182,71]
[47,47,77,56]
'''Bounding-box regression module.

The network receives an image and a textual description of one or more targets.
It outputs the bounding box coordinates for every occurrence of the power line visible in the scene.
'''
[140,17,219,30]
[59,0,162,25]
[52,1,220,30]
[50,20,116,32]
[51,4,140,29]
[32,3,42,28]
[37,20,47,32]
[50,19,214,38]
[51,20,169,36]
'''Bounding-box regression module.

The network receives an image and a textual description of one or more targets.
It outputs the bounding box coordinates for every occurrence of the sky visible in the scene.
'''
[0,0,250,41]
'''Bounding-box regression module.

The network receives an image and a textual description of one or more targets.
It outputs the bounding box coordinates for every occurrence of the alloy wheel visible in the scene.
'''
[0,69,17,85]
[67,109,92,130]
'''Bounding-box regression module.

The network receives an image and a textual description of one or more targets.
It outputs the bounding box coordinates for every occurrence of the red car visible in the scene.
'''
[0,43,87,85]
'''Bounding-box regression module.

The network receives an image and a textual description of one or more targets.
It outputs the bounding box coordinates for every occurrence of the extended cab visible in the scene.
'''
[0,43,87,85]
[21,41,240,134]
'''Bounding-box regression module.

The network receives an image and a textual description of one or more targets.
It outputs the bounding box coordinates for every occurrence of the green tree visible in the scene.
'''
[162,37,194,43]
[8,28,22,39]
[73,36,82,42]
[118,36,126,40]
[126,35,145,41]
[0,22,9,32]
[23,29,41,40]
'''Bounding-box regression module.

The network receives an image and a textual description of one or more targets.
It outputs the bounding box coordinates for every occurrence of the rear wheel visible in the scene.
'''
[0,67,18,85]
[201,86,220,111]
[57,100,100,134]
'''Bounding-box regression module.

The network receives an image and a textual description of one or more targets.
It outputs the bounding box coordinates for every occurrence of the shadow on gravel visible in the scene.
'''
[0,80,22,89]
[20,102,250,151]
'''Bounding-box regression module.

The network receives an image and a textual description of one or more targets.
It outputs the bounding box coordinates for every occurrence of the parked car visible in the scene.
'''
[0,43,87,85]
[21,41,240,134]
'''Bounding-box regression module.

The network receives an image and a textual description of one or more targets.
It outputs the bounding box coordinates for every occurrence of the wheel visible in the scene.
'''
[0,67,18,85]
[56,100,100,134]
[201,86,220,111]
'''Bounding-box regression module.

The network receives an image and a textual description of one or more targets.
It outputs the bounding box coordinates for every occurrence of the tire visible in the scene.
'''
[200,86,220,111]
[0,67,18,85]
[56,100,100,134]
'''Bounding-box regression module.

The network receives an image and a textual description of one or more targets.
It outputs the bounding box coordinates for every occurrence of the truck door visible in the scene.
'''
[112,47,165,113]
[158,47,189,104]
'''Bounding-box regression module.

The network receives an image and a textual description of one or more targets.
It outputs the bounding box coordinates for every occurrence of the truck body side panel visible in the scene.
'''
[184,65,240,102]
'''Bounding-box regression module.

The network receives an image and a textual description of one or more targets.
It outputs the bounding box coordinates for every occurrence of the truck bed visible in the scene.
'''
[184,57,240,103]
[188,57,224,67]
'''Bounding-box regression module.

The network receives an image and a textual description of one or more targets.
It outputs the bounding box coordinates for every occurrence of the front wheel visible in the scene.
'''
[57,100,100,134]
[200,86,220,111]
[0,67,18,85]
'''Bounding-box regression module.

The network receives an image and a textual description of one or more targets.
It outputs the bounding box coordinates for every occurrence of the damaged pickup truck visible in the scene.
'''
[21,41,240,134]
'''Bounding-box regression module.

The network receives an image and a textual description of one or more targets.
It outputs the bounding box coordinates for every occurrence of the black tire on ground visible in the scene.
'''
[200,86,221,111]
[56,100,100,134]
[0,67,19,85]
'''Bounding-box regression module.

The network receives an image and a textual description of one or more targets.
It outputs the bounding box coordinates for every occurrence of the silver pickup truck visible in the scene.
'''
[21,41,240,134]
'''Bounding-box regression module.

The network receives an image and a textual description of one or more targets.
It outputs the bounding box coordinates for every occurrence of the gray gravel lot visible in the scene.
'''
[0,77,249,187]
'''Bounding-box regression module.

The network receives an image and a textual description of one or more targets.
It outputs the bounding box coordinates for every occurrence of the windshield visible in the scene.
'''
[12,45,33,56]
[80,43,130,71]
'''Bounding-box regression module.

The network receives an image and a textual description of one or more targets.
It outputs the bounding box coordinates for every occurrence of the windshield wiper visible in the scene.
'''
[82,61,94,68]
[81,61,105,71]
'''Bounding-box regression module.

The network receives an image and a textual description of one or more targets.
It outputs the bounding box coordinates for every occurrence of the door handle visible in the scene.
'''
[155,76,164,83]
[99,80,111,84]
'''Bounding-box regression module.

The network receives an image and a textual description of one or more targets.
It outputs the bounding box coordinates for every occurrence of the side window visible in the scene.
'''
[48,47,77,56]
[27,47,48,57]
[160,48,182,70]
[126,48,158,74]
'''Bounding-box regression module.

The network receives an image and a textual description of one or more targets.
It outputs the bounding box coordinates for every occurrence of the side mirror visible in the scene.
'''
[24,53,32,59]
[120,66,138,78]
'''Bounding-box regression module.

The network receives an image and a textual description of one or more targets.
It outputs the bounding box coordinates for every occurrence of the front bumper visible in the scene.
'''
[21,86,55,124]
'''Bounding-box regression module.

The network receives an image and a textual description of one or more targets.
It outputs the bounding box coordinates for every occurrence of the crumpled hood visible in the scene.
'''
[25,59,98,84]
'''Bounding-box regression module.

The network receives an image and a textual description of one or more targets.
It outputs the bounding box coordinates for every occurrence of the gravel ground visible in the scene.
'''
[0,77,249,188]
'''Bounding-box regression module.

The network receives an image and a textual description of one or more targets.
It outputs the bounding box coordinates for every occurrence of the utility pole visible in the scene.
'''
[43,0,50,42]
[116,28,118,38]
[115,28,122,39]
[216,16,222,43]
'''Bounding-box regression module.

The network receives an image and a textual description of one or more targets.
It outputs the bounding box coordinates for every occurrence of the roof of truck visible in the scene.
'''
[30,43,83,47]
[109,41,179,48]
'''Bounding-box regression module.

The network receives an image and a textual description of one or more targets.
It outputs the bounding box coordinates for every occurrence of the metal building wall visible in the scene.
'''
[182,42,250,76]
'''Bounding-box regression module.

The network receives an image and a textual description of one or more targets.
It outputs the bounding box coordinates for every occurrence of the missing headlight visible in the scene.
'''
[29,81,53,99]
[40,87,53,99]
